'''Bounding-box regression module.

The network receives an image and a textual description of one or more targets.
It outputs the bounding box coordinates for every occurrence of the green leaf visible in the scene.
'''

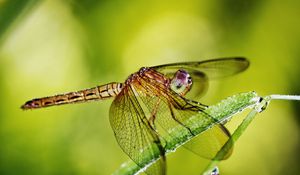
[113,91,260,175]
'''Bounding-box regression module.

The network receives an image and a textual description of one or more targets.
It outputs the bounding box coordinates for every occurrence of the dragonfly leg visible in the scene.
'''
[181,102,219,123]
[177,98,209,113]
[149,114,157,131]
[185,99,208,108]
[149,98,164,131]
[147,115,169,148]
[168,102,195,136]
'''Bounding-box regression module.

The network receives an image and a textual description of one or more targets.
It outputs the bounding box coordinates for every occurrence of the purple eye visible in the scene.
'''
[170,70,193,95]
[177,70,188,79]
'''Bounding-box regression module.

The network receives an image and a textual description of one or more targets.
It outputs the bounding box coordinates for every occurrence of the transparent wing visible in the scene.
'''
[135,73,233,160]
[152,57,249,79]
[152,57,249,99]
[184,124,233,160]
[109,86,166,175]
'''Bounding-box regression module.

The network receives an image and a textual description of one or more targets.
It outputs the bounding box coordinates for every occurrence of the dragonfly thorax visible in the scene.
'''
[125,67,169,86]
[126,67,148,84]
[138,67,149,73]
[170,69,192,96]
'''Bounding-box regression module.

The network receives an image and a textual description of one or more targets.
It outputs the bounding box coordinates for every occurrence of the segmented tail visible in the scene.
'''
[21,82,123,110]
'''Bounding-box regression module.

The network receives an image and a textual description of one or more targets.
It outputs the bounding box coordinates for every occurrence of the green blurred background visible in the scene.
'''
[0,0,300,174]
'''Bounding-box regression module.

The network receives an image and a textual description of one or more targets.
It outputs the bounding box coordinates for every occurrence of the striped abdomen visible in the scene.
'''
[21,82,123,110]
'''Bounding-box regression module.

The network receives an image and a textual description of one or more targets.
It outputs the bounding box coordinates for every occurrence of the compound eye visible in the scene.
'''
[187,76,192,84]
[170,70,192,95]
[170,81,187,94]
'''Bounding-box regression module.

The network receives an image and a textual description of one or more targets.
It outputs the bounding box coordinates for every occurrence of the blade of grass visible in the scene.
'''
[203,94,300,174]
[113,91,260,175]
[203,107,260,174]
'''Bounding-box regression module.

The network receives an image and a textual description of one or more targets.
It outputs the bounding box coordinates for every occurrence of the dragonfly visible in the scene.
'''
[21,57,249,175]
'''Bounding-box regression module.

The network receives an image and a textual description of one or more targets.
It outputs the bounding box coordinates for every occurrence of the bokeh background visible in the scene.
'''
[0,0,300,174]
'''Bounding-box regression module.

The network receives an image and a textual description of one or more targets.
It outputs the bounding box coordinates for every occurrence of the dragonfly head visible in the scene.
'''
[170,69,192,96]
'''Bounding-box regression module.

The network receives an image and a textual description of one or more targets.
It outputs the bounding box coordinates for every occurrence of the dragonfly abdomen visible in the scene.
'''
[21,82,123,110]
